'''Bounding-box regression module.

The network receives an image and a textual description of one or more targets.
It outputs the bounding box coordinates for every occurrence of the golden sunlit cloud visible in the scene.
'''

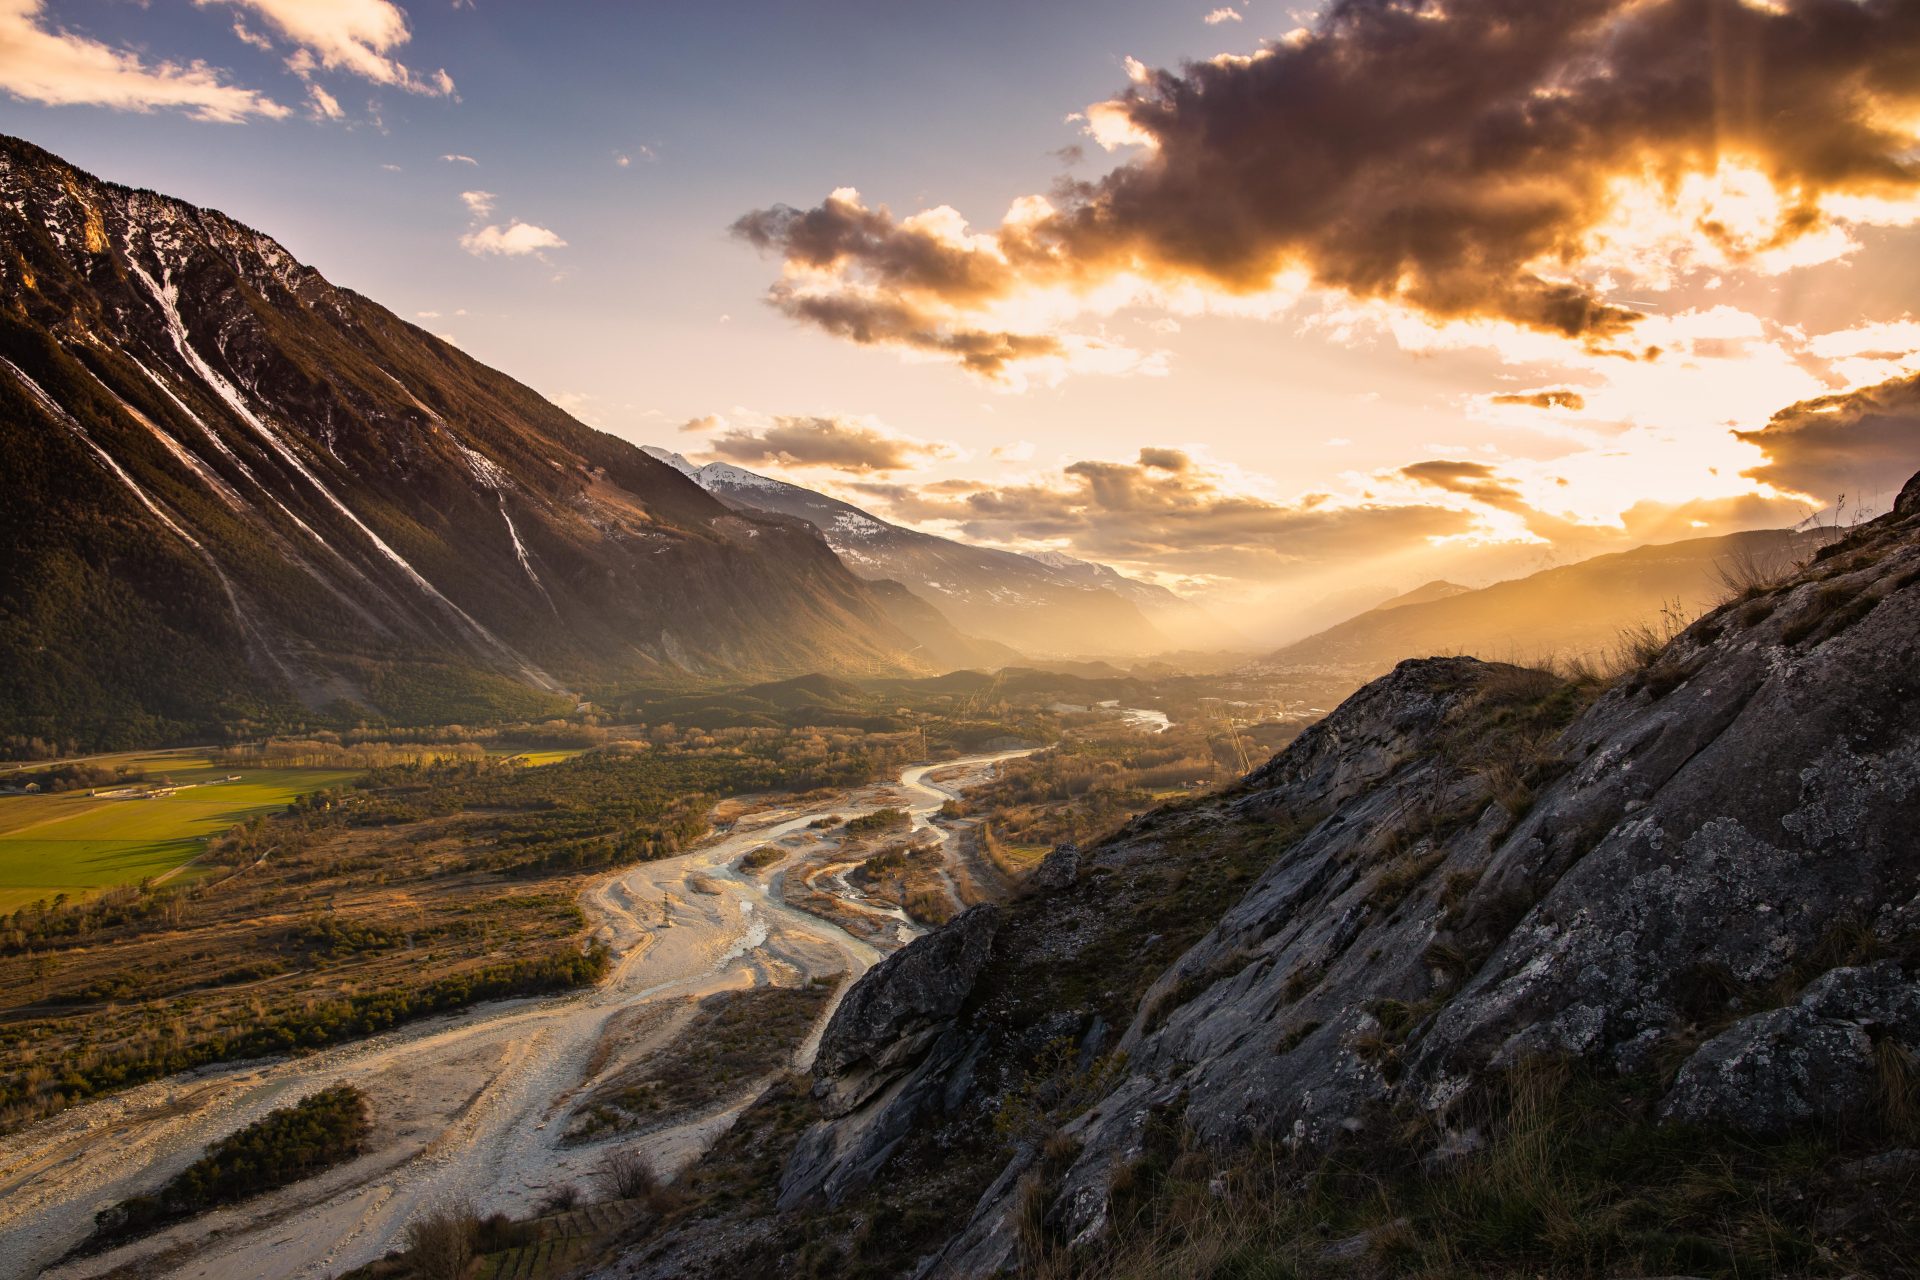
[734,0,1920,384]
[685,412,961,473]
[197,0,456,96]
[846,447,1479,589]
[0,0,289,121]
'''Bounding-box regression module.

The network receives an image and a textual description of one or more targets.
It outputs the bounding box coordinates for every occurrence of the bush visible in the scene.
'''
[404,1196,479,1280]
[845,807,911,835]
[600,1147,666,1205]
[87,1084,369,1247]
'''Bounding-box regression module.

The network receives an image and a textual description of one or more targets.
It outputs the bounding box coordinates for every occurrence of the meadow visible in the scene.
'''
[0,750,359,912]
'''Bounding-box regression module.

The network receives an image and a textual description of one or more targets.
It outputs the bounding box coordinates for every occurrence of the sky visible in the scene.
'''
[4,0,1920,631]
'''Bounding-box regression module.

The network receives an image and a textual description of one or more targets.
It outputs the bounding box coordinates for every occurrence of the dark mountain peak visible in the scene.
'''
[1,135,935,747]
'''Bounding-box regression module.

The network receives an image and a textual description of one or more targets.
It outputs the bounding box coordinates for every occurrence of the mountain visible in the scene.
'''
[1374,578,1471,611]
[1252,527,1834,681]
[0,135,938,749]
[610,470,1920,1279]
[644,450,1177,658]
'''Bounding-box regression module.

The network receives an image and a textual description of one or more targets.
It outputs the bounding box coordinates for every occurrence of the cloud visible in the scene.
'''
[735,0,1920,381]
[0,0,288,121]
[230,20,273,52]
[456,187,564,259]
[1203,8,1242,24]
[460,221,566,256]
[1490,389,1587,411]
[696,415,958,474]
[1401,460,1527,508]
[441,153,477,165]
[305,82,341,119]
[197,0,455,96]
[1734,372,1920,511]
[851,448,1477,584]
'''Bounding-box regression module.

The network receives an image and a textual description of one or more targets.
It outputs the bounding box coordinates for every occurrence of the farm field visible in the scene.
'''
[494,747,590,767]
[0,752,359,912]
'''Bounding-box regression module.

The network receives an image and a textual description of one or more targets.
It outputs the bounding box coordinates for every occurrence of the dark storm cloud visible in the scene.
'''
[1735,372,1920,507]
[734,0,1920,375]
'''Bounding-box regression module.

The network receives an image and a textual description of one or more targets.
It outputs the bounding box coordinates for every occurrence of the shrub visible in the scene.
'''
[404,1196,479,1280]
[600,1147,671,1207]
[845,807,911,835]
[87,1084,370,1248]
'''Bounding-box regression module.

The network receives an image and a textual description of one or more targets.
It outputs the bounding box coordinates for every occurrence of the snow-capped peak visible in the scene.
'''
[639,445,698,476]
[693,461,790,493]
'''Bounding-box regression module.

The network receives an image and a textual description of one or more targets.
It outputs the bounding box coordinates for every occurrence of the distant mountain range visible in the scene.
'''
[1252,528,1832,679]
[643,450,1225,657]
[0,136,956,747]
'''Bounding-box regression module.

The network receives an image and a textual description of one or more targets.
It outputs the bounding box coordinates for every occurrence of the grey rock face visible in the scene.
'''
[777,905,999,1209]
[963,490,1920,1254]
[812,904,998,1084]
[1659,1005,1875,1133]
[1660,961,1920,1132]
[1900,469,1920,518]
[1030,843,1080,891]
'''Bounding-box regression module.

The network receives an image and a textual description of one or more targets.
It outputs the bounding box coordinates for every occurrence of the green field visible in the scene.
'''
[0,751,359,913]
[496,748,589,767]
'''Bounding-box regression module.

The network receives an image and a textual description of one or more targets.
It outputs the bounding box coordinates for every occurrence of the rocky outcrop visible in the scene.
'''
[1660,962,1920,1133]
[778,905,999,1209]
[991,485,1920,1259]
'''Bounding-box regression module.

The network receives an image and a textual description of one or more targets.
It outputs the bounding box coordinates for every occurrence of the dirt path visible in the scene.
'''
[0,748,1033,1280]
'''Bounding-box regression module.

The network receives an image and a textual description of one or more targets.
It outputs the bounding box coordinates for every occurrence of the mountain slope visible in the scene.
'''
[644,450,1176,658]
[0,135,935,748]
[1254,527,1832,679]
[604,471,1920,1279]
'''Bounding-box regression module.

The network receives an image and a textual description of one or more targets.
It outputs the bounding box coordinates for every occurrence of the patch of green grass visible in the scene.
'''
[0,752,359,911]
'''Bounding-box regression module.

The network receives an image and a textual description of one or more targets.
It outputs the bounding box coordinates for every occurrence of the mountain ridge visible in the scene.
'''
[643,448,1187,658]
[1252,526,1836,680]
[0,134,938,748]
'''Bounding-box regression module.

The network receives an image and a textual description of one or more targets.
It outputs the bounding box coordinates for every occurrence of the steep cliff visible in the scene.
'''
[603,471,1920,1279]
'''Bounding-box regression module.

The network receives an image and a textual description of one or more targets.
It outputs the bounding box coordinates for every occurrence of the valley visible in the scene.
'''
[0,739,1044,1278]
[5,15,1920,1273]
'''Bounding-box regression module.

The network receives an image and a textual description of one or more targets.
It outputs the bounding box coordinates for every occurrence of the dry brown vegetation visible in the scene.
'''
[567,982,837,1141]
[849,839,957,926]
[952,721,1299,870]
[0,803,604,1129]
[1019,1058,1920,1280]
